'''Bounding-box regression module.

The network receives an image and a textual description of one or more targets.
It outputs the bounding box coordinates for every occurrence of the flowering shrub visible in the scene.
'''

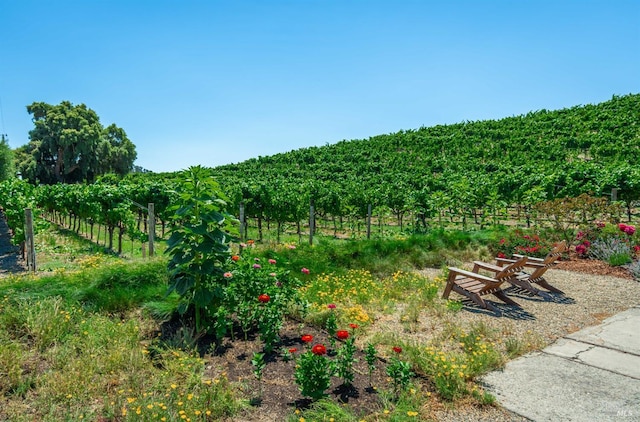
[492,230,554,258]
[573,222,638,266]
[223,252,307,352]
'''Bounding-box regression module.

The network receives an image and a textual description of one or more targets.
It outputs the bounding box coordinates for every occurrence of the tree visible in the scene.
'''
[0,134,15,181]
[19,101,136,184]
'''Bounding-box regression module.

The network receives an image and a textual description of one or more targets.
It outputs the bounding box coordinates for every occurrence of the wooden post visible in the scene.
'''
[309,200,315,245]
[148,203,155,257]
[611,188,618,202]
[366,204,372,239]
[239,202,245,241]
[24,208,36,272]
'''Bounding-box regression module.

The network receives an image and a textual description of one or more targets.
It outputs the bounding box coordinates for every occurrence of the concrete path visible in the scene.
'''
[482,305,640,421]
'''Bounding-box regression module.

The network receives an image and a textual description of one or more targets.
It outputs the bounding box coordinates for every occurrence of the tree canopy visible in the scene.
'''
[0,134,15,181]
[18,101,137,184]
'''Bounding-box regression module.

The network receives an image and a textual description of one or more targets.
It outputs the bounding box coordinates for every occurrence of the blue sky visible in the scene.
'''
[1,0,638,173]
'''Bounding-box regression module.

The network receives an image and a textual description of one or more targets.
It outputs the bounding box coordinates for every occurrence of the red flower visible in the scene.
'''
[392,346,402,354]
[311,344,327,355]
[582,240,591,247]
[258,294,270,303]
[596,221,606,228]
[301,267,310,275]
[499,238,506,245]
[624,225,636,235]
[497,252,506,259]
[349,323,359,329]
[336,330,349,340]
[575,244,588,256]
[268,259,277,265]
[619,223,628,232]
[301,334,313,343]
[231,255,240,261]
[633,245,640,253]
[288,347,297,354]
[327,303,336,309]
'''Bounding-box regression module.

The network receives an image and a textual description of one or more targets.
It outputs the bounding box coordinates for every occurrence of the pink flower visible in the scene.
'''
[596,221,606,228]
[624,225,636,235]
[619,223,628,232]
[301,268,310,275]
[633,245,640,253]
[582,240,591,247]
[253,263,261,269]
[327,303,336,309]
[268,259,277,265]
[576,231,585,240]
[269,272,277,277]
[223,272,233,279]
[288,244,296,249]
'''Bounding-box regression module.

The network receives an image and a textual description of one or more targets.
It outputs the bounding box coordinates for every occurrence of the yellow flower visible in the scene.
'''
[407,410,419,416]
[171,383,177,389]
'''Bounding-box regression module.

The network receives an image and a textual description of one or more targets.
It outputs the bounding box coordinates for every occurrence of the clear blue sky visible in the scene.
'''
[1,0,638,173]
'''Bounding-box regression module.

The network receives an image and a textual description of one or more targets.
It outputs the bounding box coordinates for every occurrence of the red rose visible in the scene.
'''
[301,334,313,343]
[258,294,270,303]
[311,344,327,355]
[392,346,402,354]
[336,330,349,340]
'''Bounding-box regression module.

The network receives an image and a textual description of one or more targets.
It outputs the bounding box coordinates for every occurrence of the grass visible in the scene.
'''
[0,225,549,420]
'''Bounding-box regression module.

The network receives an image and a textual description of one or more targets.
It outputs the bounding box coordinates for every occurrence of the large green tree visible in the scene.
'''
[0,134,15,181]
[19,101,137,184]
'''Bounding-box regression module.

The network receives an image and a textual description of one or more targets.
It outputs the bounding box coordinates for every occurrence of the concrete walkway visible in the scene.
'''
[482,305,640,421]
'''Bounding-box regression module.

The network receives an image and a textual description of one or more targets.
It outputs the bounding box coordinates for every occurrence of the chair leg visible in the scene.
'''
[493,289,521,307]
[509,278,544,297]
[533,278,565,294]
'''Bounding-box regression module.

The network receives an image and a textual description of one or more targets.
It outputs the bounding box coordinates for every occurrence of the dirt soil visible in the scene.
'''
[196,322,394,422]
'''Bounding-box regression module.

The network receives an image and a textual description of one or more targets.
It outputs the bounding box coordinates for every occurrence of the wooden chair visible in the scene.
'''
[495,241,568,294]
[442,256,529,312]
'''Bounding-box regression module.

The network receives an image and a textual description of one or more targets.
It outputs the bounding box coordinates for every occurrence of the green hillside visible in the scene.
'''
[205,94,639,209]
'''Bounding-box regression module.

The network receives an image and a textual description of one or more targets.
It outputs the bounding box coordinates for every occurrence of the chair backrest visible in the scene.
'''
[495,256,529,281]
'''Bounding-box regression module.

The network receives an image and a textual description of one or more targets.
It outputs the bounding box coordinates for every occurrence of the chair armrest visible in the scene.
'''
[512,253,545,264]
[473,261,503,273]
[448,267,500,283]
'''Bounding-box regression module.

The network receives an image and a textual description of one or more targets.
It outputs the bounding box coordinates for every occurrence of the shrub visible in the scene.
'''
[588,238,632,266]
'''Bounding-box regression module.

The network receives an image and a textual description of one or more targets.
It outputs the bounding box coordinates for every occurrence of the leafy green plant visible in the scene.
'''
[386,347,414,397]
[365,343,378,386]
[334,334,357,385]
[294,342,332,400]
[165,166,238,332]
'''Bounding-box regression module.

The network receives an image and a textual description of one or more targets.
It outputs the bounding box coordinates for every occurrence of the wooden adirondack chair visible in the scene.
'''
[442,256,529,312]
[495,241,567,294]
